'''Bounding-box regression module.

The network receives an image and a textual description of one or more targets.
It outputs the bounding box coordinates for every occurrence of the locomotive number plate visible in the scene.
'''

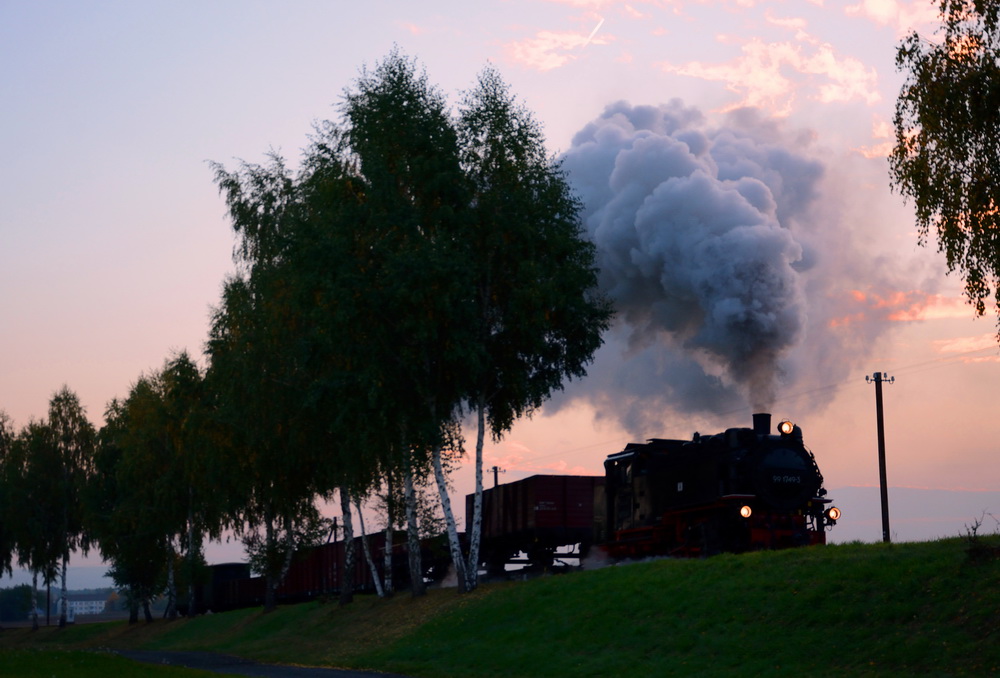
[772,475,802,484]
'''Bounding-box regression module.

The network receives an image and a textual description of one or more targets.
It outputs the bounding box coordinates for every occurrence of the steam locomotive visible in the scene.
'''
[471,412,839,573]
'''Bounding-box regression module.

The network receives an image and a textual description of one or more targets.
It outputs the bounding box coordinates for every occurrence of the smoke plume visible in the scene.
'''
[554,100,935,436]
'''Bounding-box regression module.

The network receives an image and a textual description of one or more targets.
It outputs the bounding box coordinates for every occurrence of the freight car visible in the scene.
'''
[200,532,453,612]
[469,474,605,576]
[469,413,839,572]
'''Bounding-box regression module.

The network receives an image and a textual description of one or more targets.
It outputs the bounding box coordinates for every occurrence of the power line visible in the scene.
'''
[498,342,998,465]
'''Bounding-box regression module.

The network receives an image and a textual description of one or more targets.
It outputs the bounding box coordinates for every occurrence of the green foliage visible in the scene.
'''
[8,421,60,586]
[0,585,32,622]
[457,65,612,438]
[892,0,1000,325]
[5,390,95,593]
[89,355,219,619]
[205,49,609,599]
[91,385,171,618]
[207,156,335,607]
[0,411,15,578]
[46,388,97,563]
[338,48,475,456]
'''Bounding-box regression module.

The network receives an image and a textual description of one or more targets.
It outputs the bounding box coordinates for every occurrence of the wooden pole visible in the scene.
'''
[870,371,893,543]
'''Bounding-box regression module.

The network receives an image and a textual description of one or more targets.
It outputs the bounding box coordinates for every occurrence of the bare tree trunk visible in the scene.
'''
[431,444,467,593]
[143,599,153,623]
[165,541,178,620]
[278,511,296,583]
[355,497,385,597]
[186,490,197,617]
[403,460,425,597]
[30,571,39,631]
[339,487,355,605]
[263,509,277,613]
[465,397,487,591]
[383,472,395,597]
[58,555,68,628]
[128,586,139,624]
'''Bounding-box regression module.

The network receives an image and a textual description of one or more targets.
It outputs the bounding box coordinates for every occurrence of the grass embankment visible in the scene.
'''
[2,538,999,677]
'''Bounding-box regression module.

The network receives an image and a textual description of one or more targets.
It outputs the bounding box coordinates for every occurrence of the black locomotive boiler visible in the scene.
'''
[603,412,839,558]
[471,412,839,571]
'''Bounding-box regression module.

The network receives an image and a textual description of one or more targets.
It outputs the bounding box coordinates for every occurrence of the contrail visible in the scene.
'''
[585,17,604,46]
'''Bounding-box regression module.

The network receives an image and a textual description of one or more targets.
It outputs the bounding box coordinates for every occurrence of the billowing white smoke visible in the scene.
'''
[555,100,930,436]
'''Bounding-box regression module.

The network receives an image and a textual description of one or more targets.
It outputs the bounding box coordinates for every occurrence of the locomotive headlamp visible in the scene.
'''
[740,505,753,519]
[825,506,841,521]
[778,420,795,435]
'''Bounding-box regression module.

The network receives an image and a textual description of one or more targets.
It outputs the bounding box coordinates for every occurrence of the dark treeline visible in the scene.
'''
[0,49,611,624]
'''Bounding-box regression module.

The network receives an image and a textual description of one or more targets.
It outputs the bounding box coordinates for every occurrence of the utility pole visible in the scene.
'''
[866,371,895,543]
[489,465,505,488]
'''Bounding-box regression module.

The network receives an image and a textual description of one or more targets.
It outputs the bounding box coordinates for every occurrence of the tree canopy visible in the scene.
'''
[2,50,611,608]
[892,0,1000,325]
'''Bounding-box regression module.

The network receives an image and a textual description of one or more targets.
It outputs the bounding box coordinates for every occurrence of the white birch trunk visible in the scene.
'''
[383,520,395,596]
[263,508,279,612]
[382,472,395,596]
[58,555,68,628]
[30,571,39,631]
[354,498,385,598]
[338,487,355,604]
[279,512,296,583]
[165,540,178,619]
[465,397,487,591]
[431,444,467,592]
[402,460,425,597]
[186,489,196,616]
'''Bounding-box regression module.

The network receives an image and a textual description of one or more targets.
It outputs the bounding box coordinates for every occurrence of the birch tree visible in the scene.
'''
[892,0,1000,328]
[430,66,612,592]
[10,421,62,629]
[210,153,355,610]
[337,48,476,596]
[88,397,167,623]
[0,412,14,582]
[45,388,96,627]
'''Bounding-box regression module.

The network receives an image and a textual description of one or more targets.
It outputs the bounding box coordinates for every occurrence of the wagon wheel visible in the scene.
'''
[527,544,555,571]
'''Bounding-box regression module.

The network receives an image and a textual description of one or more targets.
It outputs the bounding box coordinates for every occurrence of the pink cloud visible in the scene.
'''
[828,291,974,328]
[399,21,426,35]
[854,140,893,158]
[845,0,941,36]
[505,19,613,71]
[853,116,894,157]
[933,334,1000,361]
[663,35,879,116]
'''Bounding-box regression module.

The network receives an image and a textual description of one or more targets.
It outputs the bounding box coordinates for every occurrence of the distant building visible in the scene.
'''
[64,593,107,616]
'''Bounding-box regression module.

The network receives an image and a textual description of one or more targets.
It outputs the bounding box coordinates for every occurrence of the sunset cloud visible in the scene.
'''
[854,115,894,156]
[663,36,879,116]
[399,21,426,35]
[933,333,999,356]
[845,0,941,36]
[505,20,612,71]
[486,439,599,475]
[829,291,972,328]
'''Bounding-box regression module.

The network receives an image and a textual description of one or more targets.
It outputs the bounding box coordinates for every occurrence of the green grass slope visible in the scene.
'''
[2,539,998,677]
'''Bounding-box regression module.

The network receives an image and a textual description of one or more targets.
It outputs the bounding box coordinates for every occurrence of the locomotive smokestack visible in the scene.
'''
[752,412,771,436]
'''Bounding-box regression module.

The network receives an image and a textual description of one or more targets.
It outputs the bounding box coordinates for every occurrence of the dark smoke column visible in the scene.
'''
[561,100,820,413]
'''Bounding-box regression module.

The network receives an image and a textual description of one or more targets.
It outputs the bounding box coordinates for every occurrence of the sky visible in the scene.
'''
[3,0,1000,585]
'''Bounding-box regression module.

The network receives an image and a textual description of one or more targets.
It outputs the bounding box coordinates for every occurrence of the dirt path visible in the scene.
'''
[114,650,411,678]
